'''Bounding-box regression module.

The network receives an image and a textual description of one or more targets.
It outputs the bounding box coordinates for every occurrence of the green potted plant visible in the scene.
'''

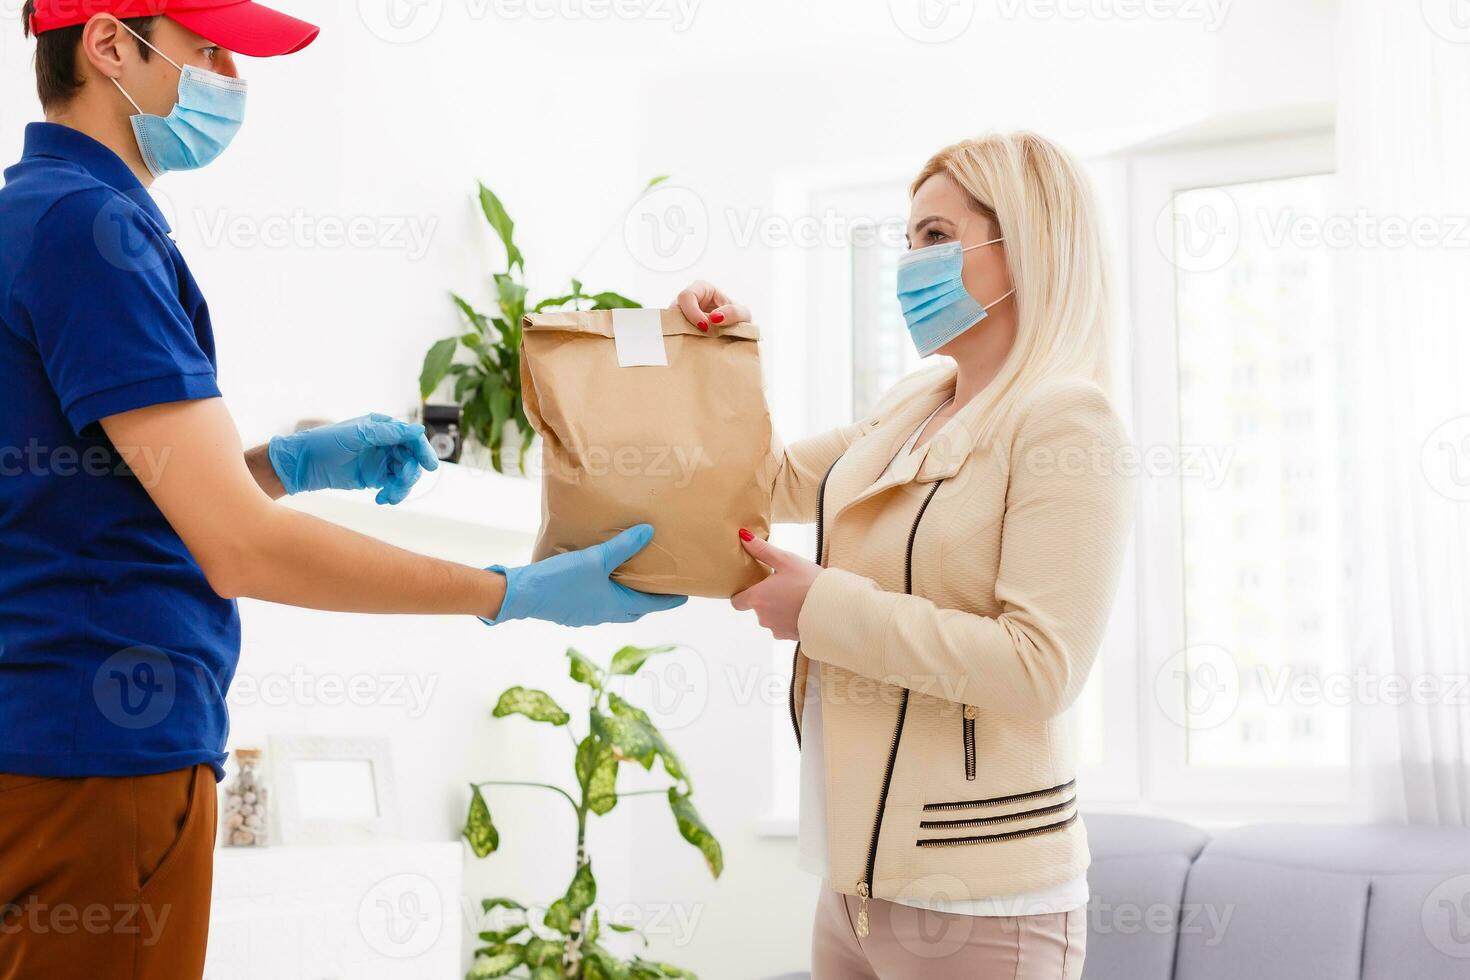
[463,644,720,980]
[419,179,667,474]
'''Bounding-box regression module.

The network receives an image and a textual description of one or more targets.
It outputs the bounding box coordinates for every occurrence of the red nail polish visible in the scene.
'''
[739,528,754,541]
[698,321,709,331]
[710,311,725,324]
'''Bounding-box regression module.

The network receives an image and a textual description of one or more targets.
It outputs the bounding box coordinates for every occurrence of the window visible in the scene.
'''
[1131,132,1351,807]
[851,237,922,418]
[1173,172,1352,771]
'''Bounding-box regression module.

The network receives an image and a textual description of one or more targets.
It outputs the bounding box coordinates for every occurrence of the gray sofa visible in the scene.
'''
[1084,813,1470,980]
[771,813,1470,979]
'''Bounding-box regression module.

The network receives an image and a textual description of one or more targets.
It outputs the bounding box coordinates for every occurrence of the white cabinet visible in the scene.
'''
[205,842,463,980]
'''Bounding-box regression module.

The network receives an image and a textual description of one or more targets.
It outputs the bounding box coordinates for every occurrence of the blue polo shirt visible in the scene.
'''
[0,123,238,779]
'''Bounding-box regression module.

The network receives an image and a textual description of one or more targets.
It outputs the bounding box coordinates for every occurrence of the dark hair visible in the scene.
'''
[22,2,157,111]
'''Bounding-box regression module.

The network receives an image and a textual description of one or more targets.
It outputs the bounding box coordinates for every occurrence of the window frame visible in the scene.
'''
[1126,131,1352,809]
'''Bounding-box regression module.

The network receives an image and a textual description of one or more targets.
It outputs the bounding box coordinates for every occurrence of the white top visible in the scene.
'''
[795,400,1089,916]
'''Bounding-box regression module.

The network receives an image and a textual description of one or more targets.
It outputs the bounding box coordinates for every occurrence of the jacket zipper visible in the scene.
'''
[855,479,943,937]
[919,794,1077,830]
[789,461,839,750]
[923,778,1078,813]
[916,812,1080,848]
[962,706,977,781]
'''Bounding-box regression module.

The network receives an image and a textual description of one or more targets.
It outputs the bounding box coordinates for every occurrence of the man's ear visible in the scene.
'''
[78,14,128,82]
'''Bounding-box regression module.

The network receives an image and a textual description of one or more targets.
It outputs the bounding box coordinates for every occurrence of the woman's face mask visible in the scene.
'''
[110,22,247,178]
[895,237,1014,357]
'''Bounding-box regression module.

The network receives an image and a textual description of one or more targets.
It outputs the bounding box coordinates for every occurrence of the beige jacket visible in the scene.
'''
[769,364,1134,919]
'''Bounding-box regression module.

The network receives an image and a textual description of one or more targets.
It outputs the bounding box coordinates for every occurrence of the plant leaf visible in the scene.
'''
[481,898,526,913]
[494,273,529,324]
[650,729,686,784]
[492,687,570,726]
[476,897,528,944]
[452,292,493,335]
[477,182,523,272]
[454,371,481,403]
[482,382,511,473]
[590,707,655,768]
[419,337,459,400]
[576,737,619,815]
[467,945,523,978]
[644,175,670,191]
[567,647,605,687]
[523,937,563,968]
[532,292,580,312]
[543,898,572,934]
[461,396,487,454]
[605,692,651,725]
[564,860,597,915]
[667,789,723,878]
[529,968,561,980]
[588,291,642,311]
[463,786,500,858]
[489,385,513,446]
[585,950,631,980]
[607,692,684,783]
[514,400,534,474]
[609,644,676,676]
[630,959,697,980]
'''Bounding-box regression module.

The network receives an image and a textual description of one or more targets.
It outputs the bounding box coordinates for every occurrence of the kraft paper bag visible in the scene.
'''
[520,308,775,598]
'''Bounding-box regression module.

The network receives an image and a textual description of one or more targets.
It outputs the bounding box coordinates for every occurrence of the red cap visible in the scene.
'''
[29,0,319,57]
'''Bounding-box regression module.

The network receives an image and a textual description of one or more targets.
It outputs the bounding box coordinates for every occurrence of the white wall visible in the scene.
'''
[0,0,1337,975]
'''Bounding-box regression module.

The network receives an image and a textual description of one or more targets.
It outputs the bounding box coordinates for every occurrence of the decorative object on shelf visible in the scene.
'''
[462,644,719,980]
[270,734,401,846]
[222,747,271,847]
[422,403,463,463]
[418,177,669,475]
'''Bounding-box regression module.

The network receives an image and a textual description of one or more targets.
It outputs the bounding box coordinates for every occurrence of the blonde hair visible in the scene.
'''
[910,132,1115,446]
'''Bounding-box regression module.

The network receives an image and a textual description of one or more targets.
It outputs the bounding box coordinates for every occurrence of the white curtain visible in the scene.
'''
[1338,0,1470,826]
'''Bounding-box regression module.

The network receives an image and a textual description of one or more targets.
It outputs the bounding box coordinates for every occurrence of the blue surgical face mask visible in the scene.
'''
[896,237,1015,357]
[111,24,247,178]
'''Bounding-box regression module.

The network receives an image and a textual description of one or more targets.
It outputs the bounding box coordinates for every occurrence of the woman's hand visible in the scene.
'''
[730,529,821,641]
[671,281,751,332]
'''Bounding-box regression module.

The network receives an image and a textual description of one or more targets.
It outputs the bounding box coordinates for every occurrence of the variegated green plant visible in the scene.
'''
[419,178,668,474]
[463,645,721,980]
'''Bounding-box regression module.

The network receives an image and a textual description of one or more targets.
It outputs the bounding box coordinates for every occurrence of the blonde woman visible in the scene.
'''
[675,133,1133,978]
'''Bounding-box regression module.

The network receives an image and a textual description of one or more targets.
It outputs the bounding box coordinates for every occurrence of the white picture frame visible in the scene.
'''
[268,735,402,846]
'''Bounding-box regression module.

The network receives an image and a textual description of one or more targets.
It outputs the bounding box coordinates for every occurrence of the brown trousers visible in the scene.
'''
[812,887,1086,980]
[0,765,216,980]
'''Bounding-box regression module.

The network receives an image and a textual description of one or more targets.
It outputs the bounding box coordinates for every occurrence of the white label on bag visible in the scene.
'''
[612,308,668,367]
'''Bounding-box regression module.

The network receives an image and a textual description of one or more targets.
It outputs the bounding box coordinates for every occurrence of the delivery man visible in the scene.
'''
[0,2,684,975]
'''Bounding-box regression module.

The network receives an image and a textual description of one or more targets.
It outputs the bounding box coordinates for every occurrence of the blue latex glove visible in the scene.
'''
[268,413,439,505]
[483,524,688,627]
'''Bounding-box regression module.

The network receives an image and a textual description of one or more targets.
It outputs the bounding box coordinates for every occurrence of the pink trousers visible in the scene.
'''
[811,887,1086,980]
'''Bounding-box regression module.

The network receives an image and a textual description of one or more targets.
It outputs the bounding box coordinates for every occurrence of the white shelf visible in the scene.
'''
[282,461,541,564]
